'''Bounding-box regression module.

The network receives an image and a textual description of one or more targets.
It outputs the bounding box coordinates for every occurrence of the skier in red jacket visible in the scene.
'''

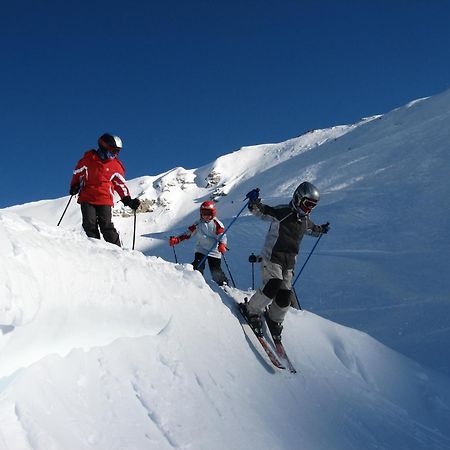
[69,133,140,246]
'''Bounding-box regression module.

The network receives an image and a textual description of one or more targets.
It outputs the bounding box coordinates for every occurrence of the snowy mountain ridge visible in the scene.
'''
[2,89,450,449]
[11,87,447,373]
[109,120,361,224]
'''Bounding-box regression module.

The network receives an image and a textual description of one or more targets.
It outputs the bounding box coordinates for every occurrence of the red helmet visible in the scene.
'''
[200,200,216,219]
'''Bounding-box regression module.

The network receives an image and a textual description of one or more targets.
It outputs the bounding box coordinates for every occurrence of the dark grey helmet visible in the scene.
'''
[97,133,123,160]
[98,133,122,152]
[292,182,320,214]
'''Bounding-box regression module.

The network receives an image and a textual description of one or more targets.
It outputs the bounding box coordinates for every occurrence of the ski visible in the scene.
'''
[255,334,286,370]
[237,303,285,370]
[263,317,297,373]
[273,341,297,374]
[220,285,285,371]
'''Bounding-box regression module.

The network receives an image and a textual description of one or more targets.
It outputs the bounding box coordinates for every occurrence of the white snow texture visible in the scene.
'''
[1,89,450,449]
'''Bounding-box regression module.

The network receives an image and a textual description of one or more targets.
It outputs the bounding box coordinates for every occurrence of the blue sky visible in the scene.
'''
[2,0,449,208]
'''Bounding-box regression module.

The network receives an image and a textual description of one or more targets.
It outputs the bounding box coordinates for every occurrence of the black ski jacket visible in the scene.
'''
[249,200,323,269]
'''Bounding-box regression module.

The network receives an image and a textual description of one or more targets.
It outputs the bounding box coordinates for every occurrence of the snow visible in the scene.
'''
[1,89,450,449]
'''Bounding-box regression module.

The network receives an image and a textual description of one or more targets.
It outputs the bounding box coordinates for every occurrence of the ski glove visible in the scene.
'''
[69,184,80,195]
[169,236,180,246]
[320,222,330,234]
[122,196,141,210]
[245,188,260,203]
[218,242,227,253]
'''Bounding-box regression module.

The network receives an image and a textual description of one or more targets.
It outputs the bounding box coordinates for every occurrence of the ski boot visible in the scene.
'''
[239,303,263,337]
[264,311,283,343]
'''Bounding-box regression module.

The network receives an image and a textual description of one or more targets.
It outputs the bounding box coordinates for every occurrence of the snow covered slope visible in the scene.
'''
[7,89,450,376]
[1,211,450,450]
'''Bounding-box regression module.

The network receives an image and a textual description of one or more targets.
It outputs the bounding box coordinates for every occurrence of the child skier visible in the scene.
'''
[169,201,228,286]
[69,133,140,246]
[242,182,330,342]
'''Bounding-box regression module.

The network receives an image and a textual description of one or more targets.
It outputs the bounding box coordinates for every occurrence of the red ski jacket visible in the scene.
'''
[70,150,130,206]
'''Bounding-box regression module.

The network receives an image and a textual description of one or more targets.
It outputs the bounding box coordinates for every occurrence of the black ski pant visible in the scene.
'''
[192,252,228,286]
[80,202,121,247]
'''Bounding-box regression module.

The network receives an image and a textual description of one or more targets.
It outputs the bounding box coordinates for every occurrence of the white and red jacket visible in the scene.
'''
[70,150,130,206]
[179,217,227,258]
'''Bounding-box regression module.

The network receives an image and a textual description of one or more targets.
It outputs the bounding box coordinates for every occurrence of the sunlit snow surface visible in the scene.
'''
[2,90,450,449]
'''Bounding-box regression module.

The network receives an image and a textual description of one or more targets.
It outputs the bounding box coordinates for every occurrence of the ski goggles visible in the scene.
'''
[104,149,120,160]
[300,198,318,210]
[200,208,215,218]
[106,147,121,159]
[108,147,121,155]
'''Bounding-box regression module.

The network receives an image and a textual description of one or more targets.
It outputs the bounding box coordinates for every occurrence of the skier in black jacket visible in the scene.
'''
[242,182,330,342]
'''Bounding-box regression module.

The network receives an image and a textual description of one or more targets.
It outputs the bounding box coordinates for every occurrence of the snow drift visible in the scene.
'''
[9,89,450,374]
[2,89,450,449]
[1,211,450,450]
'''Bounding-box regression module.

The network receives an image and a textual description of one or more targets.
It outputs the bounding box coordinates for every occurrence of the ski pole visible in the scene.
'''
[57,195,74,226]
[251,260,255,290]
[292,233,324,287]
[196,199,250,271]
[222,253,236,287]
[292,287,302,310]
[132,209,137,250]
[172,246,178,263]
[248,253,257,290]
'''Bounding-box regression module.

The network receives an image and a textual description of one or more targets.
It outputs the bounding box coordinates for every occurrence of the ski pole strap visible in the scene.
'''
[196,200,249,270]
[292,234,323,287]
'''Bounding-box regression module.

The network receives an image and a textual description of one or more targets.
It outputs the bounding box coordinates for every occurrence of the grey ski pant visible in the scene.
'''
[247,259,293,323]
